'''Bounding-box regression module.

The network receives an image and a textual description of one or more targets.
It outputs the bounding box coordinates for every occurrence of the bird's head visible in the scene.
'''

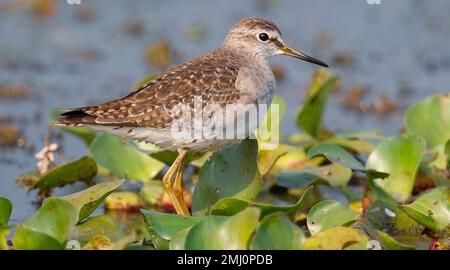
[223,17,328,67]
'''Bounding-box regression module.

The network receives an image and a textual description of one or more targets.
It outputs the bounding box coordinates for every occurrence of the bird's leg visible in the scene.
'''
[162,149,189,216]
[172,150,190,216]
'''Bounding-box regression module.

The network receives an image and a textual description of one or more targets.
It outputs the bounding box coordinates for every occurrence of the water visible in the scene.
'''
[1,0,449,223]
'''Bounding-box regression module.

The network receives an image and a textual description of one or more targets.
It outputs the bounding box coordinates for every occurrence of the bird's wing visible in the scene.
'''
[56,53,243,129]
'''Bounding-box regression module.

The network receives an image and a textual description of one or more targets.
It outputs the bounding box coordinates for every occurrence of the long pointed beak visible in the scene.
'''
[279,45,329,68]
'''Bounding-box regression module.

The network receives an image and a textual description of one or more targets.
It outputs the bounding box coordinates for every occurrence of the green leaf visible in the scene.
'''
[375,230,415,250]
[307,200,360,235]
[0,196,12,226]
[303,227,368,250]
[258,144,291,175]
[277,163,352,189]
[211,186,313,216]
[366,135,426,203]
[56,179,124,222]
[13,198,78,249]
[69,215,125,246]
[131,74,158,91]
[192,139,262,215]
[296,69,339,137]
[90,134,164,182]
[184,208,260,250]
[256,96,286,151]
[250,212,305,250]
[307,143,364,170]
[34,156,97,190]
[363,200,427,249]
[0,226,11,250]
[405,94,450,148]
[141,209,203,240]
[400,187,450,231]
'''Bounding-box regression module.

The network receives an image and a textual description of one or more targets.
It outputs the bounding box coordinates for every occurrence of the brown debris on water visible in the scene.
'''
[31,0,56,17]
[0,84,33,98]
[0,124,23,147]
[372,92,398,117]
[124,20,144,36]
[331,52,355,67]
[340,85,369,112]
[74,6,95,22]
[144,40,175,68]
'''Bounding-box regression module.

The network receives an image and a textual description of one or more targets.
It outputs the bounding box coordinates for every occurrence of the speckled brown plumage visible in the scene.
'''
[57,48,244,129]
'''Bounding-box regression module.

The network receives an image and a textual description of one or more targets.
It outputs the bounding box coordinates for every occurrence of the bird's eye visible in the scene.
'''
[258,32,269,42]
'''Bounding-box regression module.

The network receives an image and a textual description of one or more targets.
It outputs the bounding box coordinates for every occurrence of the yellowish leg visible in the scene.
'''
[162,149,190,216]
[173,150,190,216]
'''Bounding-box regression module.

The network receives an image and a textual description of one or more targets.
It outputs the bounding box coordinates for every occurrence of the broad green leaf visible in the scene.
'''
[376,230,415,250]
[33,156,97,190]
[131,74,158,91]
[184,208,260,250]
[69,215,125,246]
[250,212,305,250]
[323,136,375,155]
[272,147,323,172]
[13,225,64,250]
[307,200,360,235]
[304,227,368,250]
[141,209,202,240]
[90,134,164,182]
[400,187,450,231]
[13,198,78,249]
[366,135,426,202]
[0,196,12,226]
[0,226,11,250]
[277,163,352,189]
[56,180,124,222]
[296,69,339,137]
[211,186,313,216]
[307,143,364,170]
[104,191,146,211]
[192,139,262,215]
[363,200,428,249]
[169,226,192,250]
[258,144,291,175]
[405,94,450,148]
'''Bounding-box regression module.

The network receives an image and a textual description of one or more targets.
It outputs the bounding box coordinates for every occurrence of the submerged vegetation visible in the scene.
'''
[1,69,449,250]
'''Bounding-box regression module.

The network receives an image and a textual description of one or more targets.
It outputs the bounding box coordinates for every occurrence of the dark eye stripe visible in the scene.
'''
[272,39,284,48]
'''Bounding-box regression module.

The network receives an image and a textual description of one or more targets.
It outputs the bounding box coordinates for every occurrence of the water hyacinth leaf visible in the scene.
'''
[277,163,352,189]
[258,144,291,175]
[169,226,193,250]
[35,156,97,190]
[0,197,12,226]
[272,147,323,172]
[131,74,158,91]
[104,191,146,212]
[405,94,450,148]
[363,200,427,249]
[256,96,286,152]
[0,226,10,250]
[56,180,124,222]
[184,208,260,250]
[296,69,339,137]
[303,227,368,250]
[250,212,305,250]
[211,186,313,216]
[192,139,262,215]
[307,143,364,170]
[307,200,360,236]
[69,215,125,246]
[90,134,165,182]
[141,209,203,240]
[375,230,415,250]
[400,187,450,231]
[13,198,78,249]
[366,135,426,203]
[323,136,375,155]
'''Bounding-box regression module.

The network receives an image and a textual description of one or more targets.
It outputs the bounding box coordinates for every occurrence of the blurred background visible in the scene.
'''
[1,0,449,223]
